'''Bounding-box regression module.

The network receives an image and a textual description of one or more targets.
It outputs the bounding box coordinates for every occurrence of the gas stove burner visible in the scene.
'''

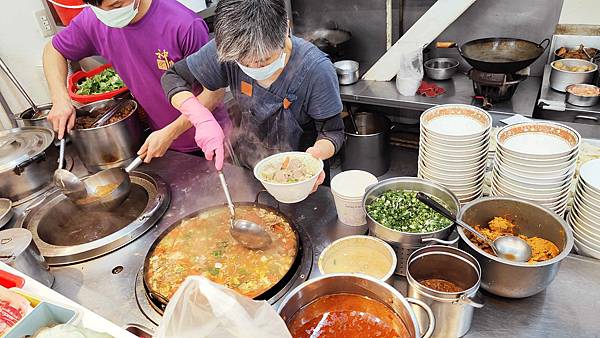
[469,69,527,103]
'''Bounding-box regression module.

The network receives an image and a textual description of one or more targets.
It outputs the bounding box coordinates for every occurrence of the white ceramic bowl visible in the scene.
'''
[419,157,487,175]
[579,159,600,192]
[420,104,492,139]
[421,132,489,151]
[421,144,488,163]
[492,170,571,195]
[422,175,485,191]
[576,184,600,206]
[495,165,575,188]
[494,151,577,174]
[419,165,485,183]
[573,191,600,219]
[490,178,569,205]
[579,180,600,201]
[496,121,581,159]
[571,206,600,231]
[318,235,397,281]
[494,168,573,191]
[419,151,488,169]
[573,231,600,251]
[574,238,600,259]
[456,189,483,202]
[570,214,600,241]
[494,155,576,180]
[495,146,579,167]
[570,213,600,239]
[421,137,490,156]
[420,127,489,146]
[254,152,323,204]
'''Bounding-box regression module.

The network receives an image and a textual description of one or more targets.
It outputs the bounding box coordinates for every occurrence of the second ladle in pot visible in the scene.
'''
[218,171,272,250]
[416,192,532,262]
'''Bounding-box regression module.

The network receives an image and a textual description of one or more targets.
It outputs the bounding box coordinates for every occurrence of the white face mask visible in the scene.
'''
[237,51,286,81]
[91,0,138,28]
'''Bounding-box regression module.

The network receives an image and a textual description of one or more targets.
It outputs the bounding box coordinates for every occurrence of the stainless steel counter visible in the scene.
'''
[21,151,600,337]
[340,74,542,116]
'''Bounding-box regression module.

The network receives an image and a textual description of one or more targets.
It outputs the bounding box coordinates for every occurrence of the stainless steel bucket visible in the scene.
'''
[342,112,391,176]
[407,245,483,338]
[69,99,142,172]
[0,228,54,287]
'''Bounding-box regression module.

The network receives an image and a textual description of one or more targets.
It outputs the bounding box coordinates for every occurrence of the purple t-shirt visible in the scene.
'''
[53,0,224,152]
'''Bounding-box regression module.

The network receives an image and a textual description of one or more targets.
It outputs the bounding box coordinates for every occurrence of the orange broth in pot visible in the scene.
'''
[145,205,298,300]
[288,293,410,338]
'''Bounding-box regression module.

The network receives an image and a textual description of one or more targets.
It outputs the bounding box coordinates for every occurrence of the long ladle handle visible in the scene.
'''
[58,139,65,170]
[125,156,144,173]
[0,56,39,112]
[218,171,236,219]
[416,192,489,243]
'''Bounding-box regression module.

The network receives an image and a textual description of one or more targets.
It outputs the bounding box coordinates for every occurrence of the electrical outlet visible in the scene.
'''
[34,9,56,38]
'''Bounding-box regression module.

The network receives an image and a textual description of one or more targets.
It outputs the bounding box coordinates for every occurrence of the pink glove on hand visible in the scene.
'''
[179,97,225,170]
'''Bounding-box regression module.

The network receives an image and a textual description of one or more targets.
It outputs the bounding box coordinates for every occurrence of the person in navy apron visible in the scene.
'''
[161,0,344,190]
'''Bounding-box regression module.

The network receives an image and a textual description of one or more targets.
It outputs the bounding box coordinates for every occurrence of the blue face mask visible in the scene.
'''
[237,51,287,81]
[91,0,138,28]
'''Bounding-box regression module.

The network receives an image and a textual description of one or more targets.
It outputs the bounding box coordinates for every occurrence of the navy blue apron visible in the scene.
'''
[231,46,331,184]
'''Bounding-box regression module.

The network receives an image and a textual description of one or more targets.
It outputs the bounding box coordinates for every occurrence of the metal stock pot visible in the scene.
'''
[407,245,483,338]
[0,127,57,202]
[69,99,142,172]
[278,274,435,338]
[362,177,460,275]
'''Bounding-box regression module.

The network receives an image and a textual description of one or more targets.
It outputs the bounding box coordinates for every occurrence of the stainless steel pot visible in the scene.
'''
[550,59,598,92]
[565,84,600,107]
[278,273,435,338]
[15,104,53,131]
[457,197,573,298]
[0,127,58,202]
[424,58,459,81]
[69,99,142,172]
[407,245,483,338]
[363,177,460,275]
[334,60,360,85]
[342,112,391,176]
[0,228,53,287]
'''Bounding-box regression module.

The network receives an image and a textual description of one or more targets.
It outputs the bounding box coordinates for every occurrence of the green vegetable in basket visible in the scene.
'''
[366,190,453,233]
[76,67,124,95]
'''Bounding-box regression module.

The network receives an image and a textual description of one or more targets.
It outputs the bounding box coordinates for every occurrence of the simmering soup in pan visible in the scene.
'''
[146,206,298,300]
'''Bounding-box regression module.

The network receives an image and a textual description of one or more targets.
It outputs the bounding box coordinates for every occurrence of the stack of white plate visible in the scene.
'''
[568,159,600,259]
[418,104,492,204]
[491,121,581,216]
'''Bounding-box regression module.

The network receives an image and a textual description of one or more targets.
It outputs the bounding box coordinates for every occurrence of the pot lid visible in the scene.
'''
[0,127,54,172]
[0,228,33,260]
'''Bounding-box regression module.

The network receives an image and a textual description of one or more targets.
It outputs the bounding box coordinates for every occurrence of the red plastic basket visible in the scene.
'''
[68,63,128,104]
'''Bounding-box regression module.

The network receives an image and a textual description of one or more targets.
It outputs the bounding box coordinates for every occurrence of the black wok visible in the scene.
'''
[438,38,550,74]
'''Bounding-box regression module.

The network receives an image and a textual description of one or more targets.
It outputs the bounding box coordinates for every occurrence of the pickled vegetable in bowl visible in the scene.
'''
[260,155,320,184]
[553,61,595,72]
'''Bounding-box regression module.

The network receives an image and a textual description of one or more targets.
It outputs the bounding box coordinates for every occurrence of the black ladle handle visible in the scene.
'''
[416,192,489,243]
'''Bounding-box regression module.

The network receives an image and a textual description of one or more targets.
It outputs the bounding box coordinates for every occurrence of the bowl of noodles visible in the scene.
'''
[254,152,324,204]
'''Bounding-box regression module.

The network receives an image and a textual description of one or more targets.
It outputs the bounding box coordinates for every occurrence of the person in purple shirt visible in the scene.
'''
[43,0,228,163]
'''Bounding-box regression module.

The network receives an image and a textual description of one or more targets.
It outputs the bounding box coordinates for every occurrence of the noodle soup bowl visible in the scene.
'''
[254,152,324,204]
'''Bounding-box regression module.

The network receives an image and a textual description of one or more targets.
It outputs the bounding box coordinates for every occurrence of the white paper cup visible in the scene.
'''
[331,170,378,226]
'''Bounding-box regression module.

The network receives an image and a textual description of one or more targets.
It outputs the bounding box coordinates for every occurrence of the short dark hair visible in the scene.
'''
[82,0,103,6]
[214,0,288,62]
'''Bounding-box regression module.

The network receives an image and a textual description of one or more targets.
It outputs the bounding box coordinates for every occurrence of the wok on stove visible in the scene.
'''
[143,195,310,311]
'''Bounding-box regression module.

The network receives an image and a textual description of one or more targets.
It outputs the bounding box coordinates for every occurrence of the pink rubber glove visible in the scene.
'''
[179,97,225,170]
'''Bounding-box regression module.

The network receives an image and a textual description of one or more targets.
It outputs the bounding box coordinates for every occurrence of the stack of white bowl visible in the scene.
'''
[418,104,492,204]
[568,159,600,259]
[491,122,580,217]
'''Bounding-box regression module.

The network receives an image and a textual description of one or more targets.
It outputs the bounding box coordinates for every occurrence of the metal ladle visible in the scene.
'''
[73,156,144,210]
[53,138,87,200]
[218,171,272,250]
[416,192,532,262]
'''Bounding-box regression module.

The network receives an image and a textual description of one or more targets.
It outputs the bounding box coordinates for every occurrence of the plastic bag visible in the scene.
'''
[155,276,291,338]
[395,44,424,96]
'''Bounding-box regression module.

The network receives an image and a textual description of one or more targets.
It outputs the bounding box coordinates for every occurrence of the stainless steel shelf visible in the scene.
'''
[340,73,542,117]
